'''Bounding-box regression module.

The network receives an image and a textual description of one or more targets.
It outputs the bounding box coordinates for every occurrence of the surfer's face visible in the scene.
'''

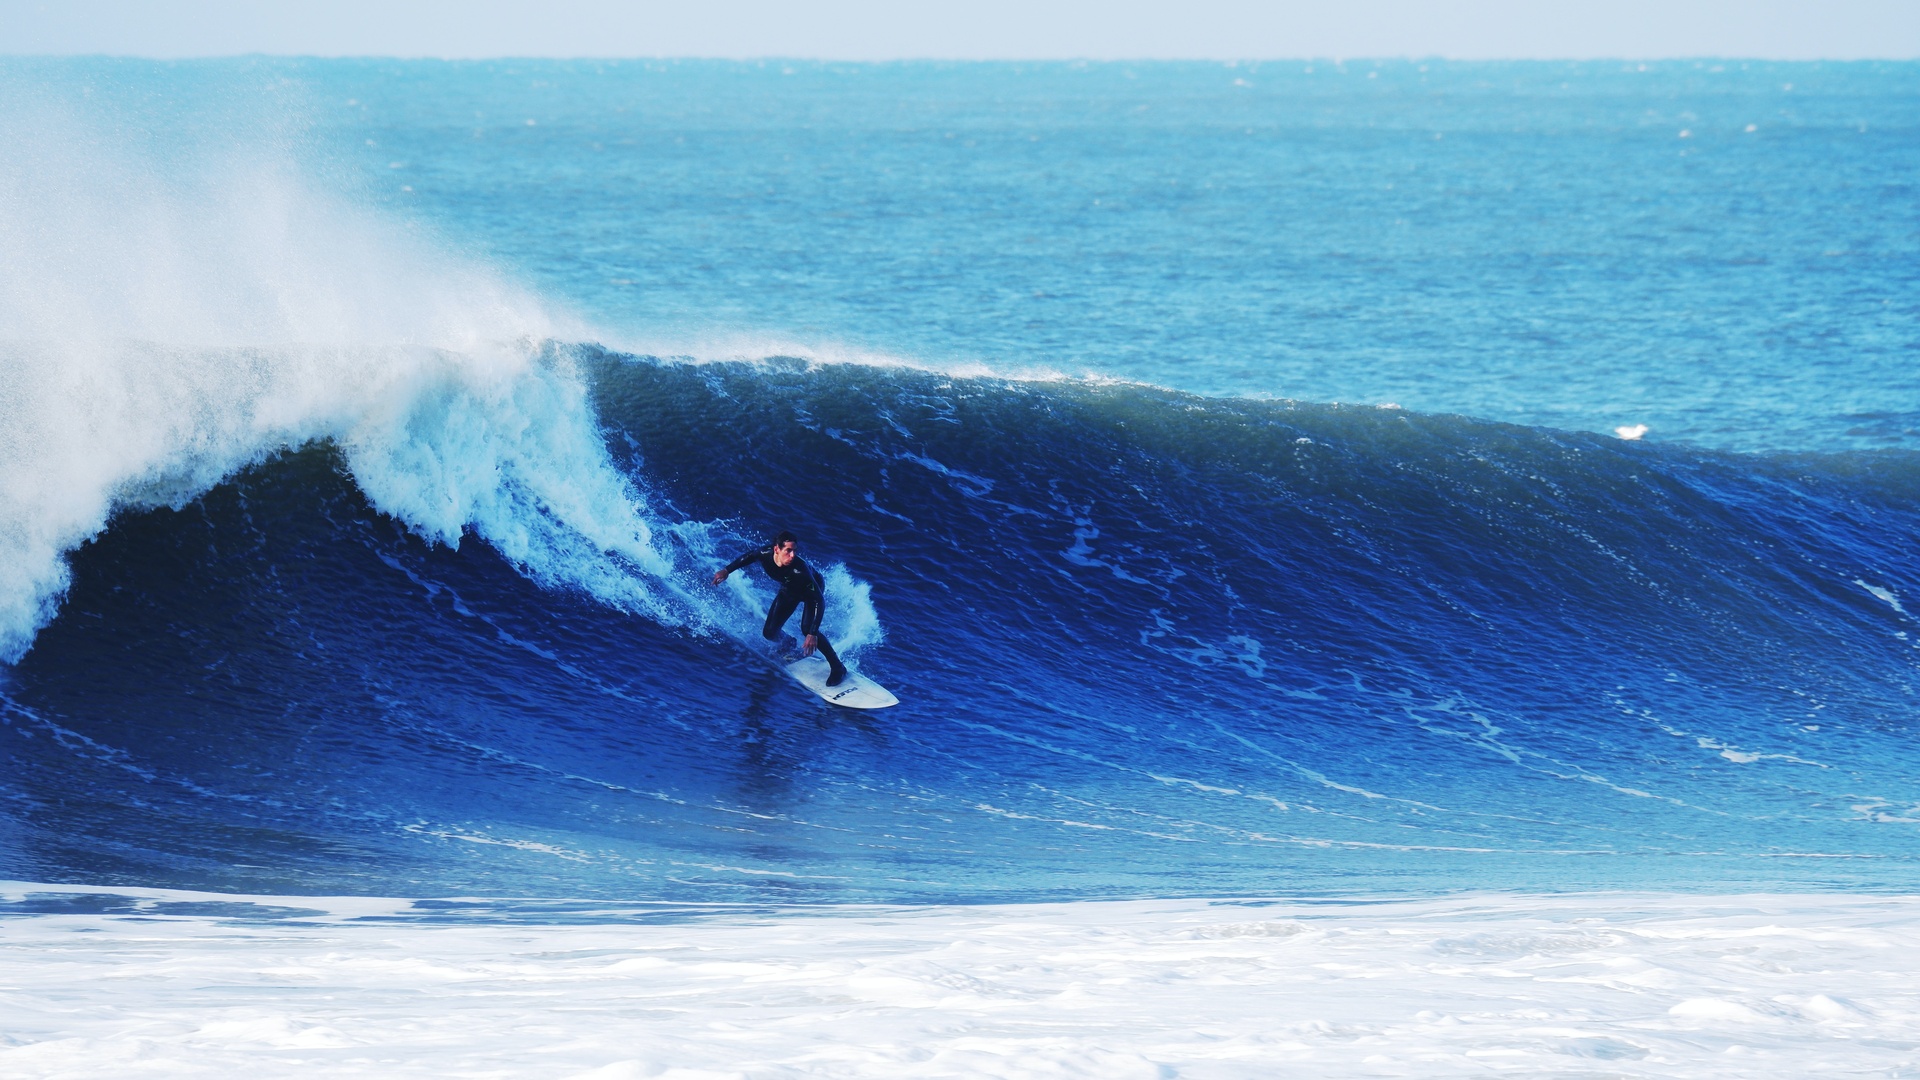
[771,541,797,567]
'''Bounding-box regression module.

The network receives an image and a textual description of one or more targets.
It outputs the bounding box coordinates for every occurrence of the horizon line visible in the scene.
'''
[7,52,1918,63]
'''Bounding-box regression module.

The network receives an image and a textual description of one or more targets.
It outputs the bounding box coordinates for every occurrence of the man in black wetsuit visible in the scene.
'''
[710,531,850,687]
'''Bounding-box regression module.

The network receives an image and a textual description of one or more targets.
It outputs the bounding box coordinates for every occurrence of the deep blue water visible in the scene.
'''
[1,59,1918,901]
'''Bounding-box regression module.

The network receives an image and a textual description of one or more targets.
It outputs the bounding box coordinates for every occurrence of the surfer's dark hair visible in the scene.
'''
[774,530,799,547]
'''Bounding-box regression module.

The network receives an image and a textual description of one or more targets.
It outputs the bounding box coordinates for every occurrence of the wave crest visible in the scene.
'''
[0,79,880,662]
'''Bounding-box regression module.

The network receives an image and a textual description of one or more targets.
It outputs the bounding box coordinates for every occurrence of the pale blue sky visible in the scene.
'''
[2,0,1917,59]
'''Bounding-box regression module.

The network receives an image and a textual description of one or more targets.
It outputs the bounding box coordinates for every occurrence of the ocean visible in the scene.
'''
[3,57,1919,1076]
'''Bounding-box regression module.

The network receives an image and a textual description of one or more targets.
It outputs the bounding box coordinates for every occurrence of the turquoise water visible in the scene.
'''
[317,58,1920,452]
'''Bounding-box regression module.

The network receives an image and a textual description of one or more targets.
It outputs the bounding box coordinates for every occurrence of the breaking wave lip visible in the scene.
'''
[607,330,1081,385]
[600,329,1261,396]
[0,77,888,666]
[0,77,565,660]
[0,336,889,667]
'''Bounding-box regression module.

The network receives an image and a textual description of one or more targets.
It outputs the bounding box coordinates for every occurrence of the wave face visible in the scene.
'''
[5,352,1919,901]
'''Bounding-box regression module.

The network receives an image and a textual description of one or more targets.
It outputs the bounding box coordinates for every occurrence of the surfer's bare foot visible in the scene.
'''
[827,666,848,687]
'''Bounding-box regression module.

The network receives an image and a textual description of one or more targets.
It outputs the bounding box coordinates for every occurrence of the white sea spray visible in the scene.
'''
[0,75,880,662]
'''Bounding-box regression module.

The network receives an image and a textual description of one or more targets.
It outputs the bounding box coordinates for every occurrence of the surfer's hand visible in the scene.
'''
[710,570,726,586]
[802,634,817,657]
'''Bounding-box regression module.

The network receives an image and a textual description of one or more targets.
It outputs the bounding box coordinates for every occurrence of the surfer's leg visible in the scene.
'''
[812,632,849,686]
[762,592,800,643]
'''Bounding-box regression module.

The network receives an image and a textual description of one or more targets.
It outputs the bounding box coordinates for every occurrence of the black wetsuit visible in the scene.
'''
[721,546,846,677]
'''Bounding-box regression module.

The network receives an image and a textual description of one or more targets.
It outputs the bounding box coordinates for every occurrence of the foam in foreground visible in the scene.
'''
[3,883,1918,1078]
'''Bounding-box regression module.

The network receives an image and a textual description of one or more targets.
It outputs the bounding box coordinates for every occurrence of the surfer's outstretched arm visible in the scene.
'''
[710,548,763,586]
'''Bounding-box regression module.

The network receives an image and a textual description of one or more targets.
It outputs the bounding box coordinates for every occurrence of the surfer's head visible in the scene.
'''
[771,531,799,566]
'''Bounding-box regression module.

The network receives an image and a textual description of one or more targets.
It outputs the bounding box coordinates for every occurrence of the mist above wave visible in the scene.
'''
[0,71,880,663]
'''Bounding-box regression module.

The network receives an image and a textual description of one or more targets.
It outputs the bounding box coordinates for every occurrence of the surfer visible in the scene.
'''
[710,532,849,687]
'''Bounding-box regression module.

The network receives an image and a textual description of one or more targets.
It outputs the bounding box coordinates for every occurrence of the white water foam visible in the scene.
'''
[3,883,1918,1078]
[0,81,881,664]
[605,330,1204,400]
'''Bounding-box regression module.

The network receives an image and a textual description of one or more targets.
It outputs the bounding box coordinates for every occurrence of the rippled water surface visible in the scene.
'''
[0,58,1917,903]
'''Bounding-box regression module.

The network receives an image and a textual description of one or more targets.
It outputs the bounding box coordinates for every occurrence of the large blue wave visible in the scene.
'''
[4,349,1919,901]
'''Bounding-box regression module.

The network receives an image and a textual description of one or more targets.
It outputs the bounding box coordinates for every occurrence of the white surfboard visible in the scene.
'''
[785,654,899,709]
